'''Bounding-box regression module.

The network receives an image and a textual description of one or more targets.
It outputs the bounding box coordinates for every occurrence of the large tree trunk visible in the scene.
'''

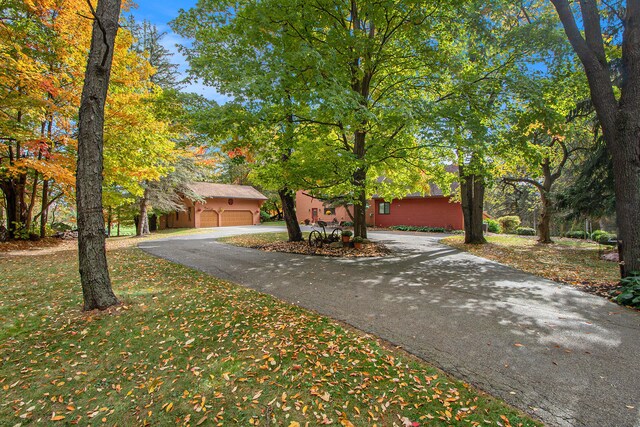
[39,179,49,238]
[279,188,302,242]
[76,0,122,311]
[538,193,553,244]
[460,165,486,244]
[551,0,640,276]
[2,181,19,238]
[352,130,368,239]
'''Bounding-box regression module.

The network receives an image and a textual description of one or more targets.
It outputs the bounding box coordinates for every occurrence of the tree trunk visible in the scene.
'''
[352,182,368,239]
[279,188,302,242]
[76,0,122,311]
[2,182,19,238]
[352,130,368,239]
[149,214,157,232]
[106,206,112,237]
[551,0,640,276]
[538,193,553,244]
[40,179,49,238]
[24,170,38,233]
[611,140,640,277]
[460,166,486,244]
[137,190,150,236]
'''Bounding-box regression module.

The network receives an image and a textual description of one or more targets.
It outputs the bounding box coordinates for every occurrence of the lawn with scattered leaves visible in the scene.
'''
[442,234,620,298]
[1,233,540,426]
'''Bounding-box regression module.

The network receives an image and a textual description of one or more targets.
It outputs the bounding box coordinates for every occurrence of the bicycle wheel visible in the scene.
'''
[308,230,323,247]
[330,228,342,242]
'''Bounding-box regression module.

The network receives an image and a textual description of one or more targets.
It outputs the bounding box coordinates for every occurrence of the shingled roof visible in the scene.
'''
[187,182,268,200]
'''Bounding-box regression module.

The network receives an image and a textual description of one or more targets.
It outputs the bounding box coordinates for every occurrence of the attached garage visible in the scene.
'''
[221,210,253,226]
[200,210,219,227]
[160,182,267,230]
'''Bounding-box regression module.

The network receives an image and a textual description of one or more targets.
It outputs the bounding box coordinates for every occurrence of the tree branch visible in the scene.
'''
[86,0,110,67]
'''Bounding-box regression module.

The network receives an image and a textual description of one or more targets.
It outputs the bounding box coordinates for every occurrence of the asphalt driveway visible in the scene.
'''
[139,227,640,427]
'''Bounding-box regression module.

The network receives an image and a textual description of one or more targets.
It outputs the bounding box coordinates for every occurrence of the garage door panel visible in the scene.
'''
[221,210,253,226]
[200,210,218,227]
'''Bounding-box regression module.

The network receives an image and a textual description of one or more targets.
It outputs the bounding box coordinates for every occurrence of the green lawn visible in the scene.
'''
[259,220,287,227]
[442,234,620,291]
[0,233,540,426]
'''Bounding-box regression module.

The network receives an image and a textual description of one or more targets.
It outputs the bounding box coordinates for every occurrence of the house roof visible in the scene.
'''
[188,182,268,200]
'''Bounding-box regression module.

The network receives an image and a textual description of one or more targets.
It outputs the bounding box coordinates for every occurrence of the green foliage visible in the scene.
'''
[497,216,521,234]
[341,230,353,237]
[565,230,588,239]
[485,219,501,233]
[259,211,271,222]
[516,227,536,236]
[341,221,354,227]
[353,236,364,243]
[595,233,617,245]
[51,222,73,232]
[591,230,609,241]
[389,225,448,233]
[591,230,618,245]
[613,272,640,308]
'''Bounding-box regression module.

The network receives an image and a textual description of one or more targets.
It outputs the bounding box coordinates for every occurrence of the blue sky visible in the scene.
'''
[128,0,230,103]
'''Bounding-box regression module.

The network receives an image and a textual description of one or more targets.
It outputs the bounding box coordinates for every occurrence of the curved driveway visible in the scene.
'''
[139,226,640,427]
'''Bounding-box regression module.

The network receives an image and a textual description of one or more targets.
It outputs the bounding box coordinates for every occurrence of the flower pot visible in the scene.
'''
[342,236,351,243]
[354,242,363,250]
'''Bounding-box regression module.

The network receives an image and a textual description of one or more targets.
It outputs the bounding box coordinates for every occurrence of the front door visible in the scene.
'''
[311,208,318,223]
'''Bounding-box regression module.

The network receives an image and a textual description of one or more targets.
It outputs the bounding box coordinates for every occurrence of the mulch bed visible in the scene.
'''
[252,241,391,257]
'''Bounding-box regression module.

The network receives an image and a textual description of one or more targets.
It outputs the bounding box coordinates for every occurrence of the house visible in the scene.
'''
[160,182,268,229]
[296,184,464,230]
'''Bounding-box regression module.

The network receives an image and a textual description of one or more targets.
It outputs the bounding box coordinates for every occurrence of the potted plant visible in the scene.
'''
[353,236,364,249]
[341,230,352,243]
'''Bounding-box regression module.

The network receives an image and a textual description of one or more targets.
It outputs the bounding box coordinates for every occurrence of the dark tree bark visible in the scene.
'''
[551,0,640,276]
[352,132,368,239]
[149,214,157,232]
[76,0,122,310]
[459,162,487,244]
[279,188,302,242]
[106,206,112,237]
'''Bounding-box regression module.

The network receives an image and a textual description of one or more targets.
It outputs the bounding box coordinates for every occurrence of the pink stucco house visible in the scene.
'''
[296,186,464,230]
[160,183,267,229]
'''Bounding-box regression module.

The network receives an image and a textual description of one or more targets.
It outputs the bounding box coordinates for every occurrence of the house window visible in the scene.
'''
[378,202,390,215]
[324,207,336,216]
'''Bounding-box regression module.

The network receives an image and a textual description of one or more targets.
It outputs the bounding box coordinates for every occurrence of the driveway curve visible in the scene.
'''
[139,227,640,427]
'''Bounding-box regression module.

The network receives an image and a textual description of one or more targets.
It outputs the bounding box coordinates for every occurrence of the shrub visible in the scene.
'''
[565,230,589,239]
[516,227,536,236]
[485,219,501,233]
[341,221,354,227]
[591,230,609,241]
[597,233,617,245]
[497,216,521,234]
[259,211,271,222]
[612,272,640,308]
[341,230,353,237]
[52,222,73,232]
